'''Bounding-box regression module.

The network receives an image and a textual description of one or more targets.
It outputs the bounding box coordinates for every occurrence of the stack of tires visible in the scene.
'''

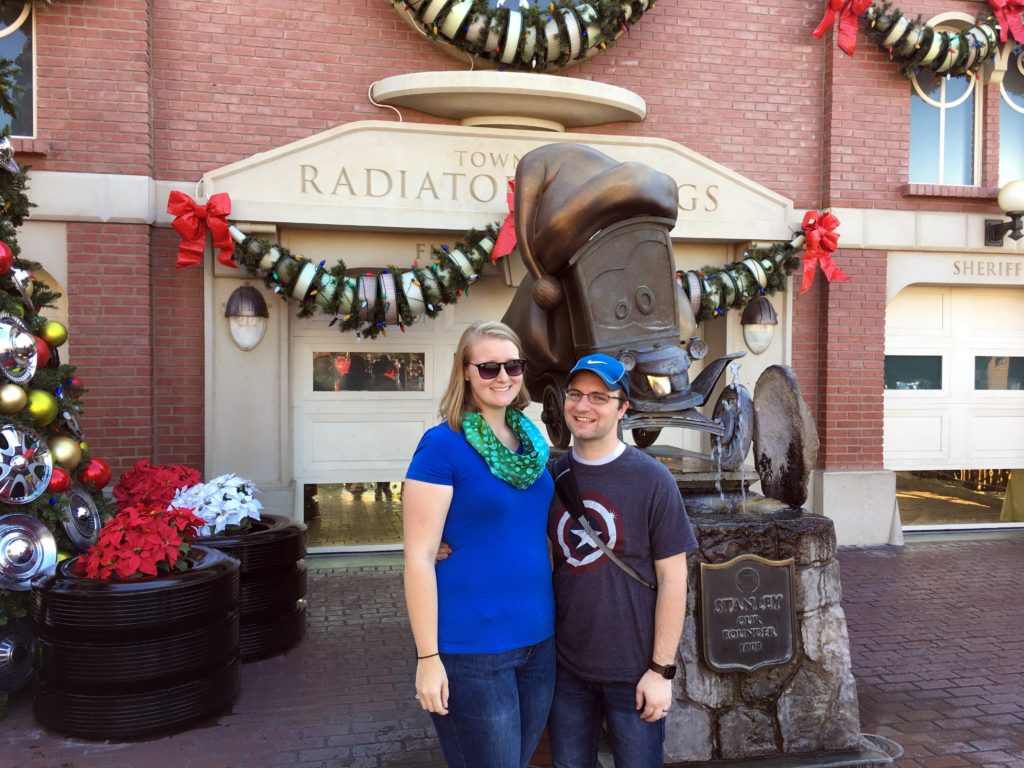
[30,546,240,740]
[199,513,307,661]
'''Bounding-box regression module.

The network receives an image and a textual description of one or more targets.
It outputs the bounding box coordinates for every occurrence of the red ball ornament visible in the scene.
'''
[48,467,72,493]
[0,241,11,274]
[35,336,51,368]
[78,457,112,491]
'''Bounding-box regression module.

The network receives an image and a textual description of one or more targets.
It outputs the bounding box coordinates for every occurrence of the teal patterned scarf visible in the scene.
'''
[462,409,549,490]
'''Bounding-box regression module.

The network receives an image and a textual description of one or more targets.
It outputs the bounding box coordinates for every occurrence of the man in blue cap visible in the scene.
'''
[548,353,697,768]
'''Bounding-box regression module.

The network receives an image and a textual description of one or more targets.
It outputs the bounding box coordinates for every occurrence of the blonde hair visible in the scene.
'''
[439,320,531,431]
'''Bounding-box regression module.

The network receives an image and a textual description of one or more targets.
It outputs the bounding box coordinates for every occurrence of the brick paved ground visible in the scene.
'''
[2,533,1023,768]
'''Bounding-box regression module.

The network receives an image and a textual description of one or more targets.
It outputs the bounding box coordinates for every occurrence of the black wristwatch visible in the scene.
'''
[648,660,677,680]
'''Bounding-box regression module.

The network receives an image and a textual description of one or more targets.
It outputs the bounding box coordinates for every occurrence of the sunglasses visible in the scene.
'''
[468,359,526,379]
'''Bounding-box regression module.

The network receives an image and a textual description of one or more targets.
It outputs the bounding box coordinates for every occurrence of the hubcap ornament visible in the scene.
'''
[62,481,101,551]
[0,513,57,591]
[0,423,53,504]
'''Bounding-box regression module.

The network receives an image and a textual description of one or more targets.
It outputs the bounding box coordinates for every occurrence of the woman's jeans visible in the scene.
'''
[431,636,555,768]
[549,663,665,768]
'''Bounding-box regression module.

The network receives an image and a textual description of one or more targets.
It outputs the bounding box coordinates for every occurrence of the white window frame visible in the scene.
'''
[0,1,35,139]
[909,13,983,186]
[998,47,1024,186]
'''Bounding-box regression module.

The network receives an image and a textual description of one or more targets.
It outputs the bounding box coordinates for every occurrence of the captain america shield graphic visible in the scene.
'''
[554,493,623,571]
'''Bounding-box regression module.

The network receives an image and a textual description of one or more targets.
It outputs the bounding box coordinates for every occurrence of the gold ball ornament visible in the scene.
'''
[48,435,83,470]
[57,550,72,563]
[40,320,69,347]
[79,440,88,453]
[27,389,59,426]
[0,382,27,413]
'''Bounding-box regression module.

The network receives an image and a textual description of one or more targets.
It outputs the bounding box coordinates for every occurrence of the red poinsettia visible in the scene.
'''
[112,459,202,512]
[76,504,207,581]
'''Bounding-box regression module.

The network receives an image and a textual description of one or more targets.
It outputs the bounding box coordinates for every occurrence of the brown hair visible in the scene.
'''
[438,320,531,431]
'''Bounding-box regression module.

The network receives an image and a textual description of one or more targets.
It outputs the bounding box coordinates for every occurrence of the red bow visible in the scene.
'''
[989,0,1024,43]
[800,210,851,293]
[167,191,236,269]
[813,0,872,56]
[491,180,517,263]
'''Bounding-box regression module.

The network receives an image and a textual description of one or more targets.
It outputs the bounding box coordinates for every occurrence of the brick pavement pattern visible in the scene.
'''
[2,536,1022,768]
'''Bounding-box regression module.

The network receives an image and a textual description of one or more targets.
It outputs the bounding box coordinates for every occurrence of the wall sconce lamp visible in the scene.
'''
[740,295,778,355]
[225,284,269,351]
[985,180,1024,247]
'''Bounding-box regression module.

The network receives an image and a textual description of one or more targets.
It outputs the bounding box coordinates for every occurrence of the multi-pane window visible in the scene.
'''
[1000,48,1024,186]
[910,69,977,185]
[0,2,32,137]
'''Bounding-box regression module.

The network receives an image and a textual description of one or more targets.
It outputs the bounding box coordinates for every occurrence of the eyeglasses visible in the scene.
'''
[565,388,625,406]
[468,359,526,379]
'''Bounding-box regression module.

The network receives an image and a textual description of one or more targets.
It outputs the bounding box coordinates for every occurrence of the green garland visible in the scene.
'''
[392,0,655,72]
[226,214,805,338]
[681,241,802,322]
[864,2,1003,79]
[230,223,500,339]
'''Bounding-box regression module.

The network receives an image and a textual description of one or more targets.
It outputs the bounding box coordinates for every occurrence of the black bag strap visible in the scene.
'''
[551,454,656,592]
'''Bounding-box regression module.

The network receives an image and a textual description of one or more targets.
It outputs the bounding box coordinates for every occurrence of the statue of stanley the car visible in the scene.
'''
[501,143,753,468]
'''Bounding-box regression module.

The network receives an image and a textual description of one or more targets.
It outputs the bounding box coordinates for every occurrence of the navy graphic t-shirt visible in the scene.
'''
[548,445,697,683]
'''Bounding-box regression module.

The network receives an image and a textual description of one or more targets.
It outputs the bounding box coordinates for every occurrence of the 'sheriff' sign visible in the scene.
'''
[699,555,797,673]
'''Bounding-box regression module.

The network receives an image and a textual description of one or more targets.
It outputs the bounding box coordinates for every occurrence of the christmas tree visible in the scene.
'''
[0,59,113,715]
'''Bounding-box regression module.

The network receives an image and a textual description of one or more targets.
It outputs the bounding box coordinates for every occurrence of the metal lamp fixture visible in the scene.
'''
[740,295,778,355]
[984,180,1024,246]
[225,284,269,351]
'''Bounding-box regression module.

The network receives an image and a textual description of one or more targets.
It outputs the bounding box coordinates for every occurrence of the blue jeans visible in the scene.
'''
[431,636,555,768]
[549,663,665,768]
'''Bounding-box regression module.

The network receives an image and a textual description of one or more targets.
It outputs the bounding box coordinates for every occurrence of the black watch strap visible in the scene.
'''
[649,660,677,679]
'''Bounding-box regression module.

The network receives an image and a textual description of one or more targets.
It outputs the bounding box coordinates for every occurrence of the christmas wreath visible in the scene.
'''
[391,0,655,71]
[815,0,1022,79]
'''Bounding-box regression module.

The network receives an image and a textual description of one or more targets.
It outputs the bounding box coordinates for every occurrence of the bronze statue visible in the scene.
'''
[502,142,752,461]
[512,143,679,309]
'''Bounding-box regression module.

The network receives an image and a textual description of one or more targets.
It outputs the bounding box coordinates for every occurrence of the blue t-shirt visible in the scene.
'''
[406,422,555,654]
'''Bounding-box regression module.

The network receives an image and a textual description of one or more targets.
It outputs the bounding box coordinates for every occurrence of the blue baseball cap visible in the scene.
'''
[567,353,630,397]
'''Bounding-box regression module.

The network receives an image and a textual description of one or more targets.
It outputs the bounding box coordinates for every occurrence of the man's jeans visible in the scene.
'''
[431,636,555,768]
[549,663,665,768]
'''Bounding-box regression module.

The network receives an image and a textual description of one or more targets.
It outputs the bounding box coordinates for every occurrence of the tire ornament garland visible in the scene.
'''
[392,0,655,71]
[169,192,842,339]
[815,0,1019,79]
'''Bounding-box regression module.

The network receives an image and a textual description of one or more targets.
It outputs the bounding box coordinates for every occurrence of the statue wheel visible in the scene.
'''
[541,381,569,450]
[712,384,753,471]
[632,428,662,449]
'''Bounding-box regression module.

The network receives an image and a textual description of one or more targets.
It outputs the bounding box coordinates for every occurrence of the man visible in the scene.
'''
[548,353,696,768]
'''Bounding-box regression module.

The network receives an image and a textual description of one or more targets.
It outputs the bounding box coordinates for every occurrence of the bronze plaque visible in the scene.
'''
[699,555,796,673]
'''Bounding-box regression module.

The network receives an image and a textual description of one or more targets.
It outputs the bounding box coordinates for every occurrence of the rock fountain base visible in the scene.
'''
[646,450,900,767]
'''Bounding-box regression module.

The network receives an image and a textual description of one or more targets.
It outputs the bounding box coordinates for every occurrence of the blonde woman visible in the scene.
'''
[403,320,555,768]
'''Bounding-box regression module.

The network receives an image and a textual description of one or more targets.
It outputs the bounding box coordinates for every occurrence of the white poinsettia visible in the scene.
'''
[170,473,263,536]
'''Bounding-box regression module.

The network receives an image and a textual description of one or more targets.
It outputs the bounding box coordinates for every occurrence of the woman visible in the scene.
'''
[403,320,555,768]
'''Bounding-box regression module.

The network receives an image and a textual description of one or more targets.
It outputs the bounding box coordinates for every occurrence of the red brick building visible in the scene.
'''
[8,0,1023,548]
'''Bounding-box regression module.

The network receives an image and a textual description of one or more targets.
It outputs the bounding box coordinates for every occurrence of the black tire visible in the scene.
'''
[0,619,34,694]
[30,546,239,634]
[632,428,662,448]
[34,654,241,741]
[541,382,570,449]
[238,561,307,619]
[240,601,307,662]
[35,608,239,687]
[198,514,307,574]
